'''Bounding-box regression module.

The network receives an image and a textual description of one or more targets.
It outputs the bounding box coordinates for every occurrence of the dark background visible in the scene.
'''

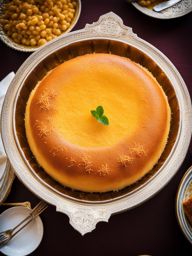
[0,0,192,255]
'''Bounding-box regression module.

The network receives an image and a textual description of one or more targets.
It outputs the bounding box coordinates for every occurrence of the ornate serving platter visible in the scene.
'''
[1,12,192,235]
[132,0,192,19]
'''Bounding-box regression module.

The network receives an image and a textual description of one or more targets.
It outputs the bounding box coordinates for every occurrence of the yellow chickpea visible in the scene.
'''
[26,9,33,16]
[11,32,18,39]
[46,35,53,41]
[1,19,9,25]
[61,19,67,25]
[44,7,50,13]
[52,28,61,36]
[36,26,41,32]
[13,38,19,44]
[68,12,74,18]
[68,3,73,8]
[59,14,65,20]
[19,13,26,20]
[32,6,39,14]
[32,30,38,35]
[53,17,58,23]
[25,40,30,46]
[21,30,27,36]
[11,13,18,19]
[12,20,18,26]
[72,1,77,7]
[66,16,72,22]
[29,25,35,31]
[65,22,70,28]
[57,2,62,9]
[44,18,50,25]
[21,38,27,45]
[38,20,44,26]
[42,13,49,19]
[9,5,17,11]
[70,8,76,13]
[48,10,54,16]
[30,38,37,46]
[61,24,67,31]
[40,30,47,38]
[38,15,43,21]
[29,17,38,25]
[46,28,52,34]
[23,3,30,9]
[53,23,58,28]
[35,35,40,41]
[40,24,46,30]
[16,22,26,30]
[48,21,54,27]
[38,38,47,46]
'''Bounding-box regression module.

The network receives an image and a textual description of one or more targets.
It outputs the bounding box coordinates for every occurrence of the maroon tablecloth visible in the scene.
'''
[0,1,192,255]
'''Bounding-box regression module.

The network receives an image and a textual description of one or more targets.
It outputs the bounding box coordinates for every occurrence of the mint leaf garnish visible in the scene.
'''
[91,110,98,118]
[96,106,104,116]
[91,106,109,126]
[99,115,109,125]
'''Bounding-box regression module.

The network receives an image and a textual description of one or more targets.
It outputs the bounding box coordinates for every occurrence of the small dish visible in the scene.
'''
[132,0,192,19]
[176,166,192,244]
[0,161,15,203]
[0,72,15,202]
[0,206,44,256]
[0,0,81,52]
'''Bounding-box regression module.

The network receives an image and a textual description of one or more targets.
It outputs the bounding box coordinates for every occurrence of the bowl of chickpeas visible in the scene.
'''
[0,0,81,51]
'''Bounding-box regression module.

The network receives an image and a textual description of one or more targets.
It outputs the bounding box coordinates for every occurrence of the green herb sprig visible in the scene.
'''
[91,106,109,126]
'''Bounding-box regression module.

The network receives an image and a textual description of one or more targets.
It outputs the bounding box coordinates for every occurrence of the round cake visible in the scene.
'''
[25,53,171,192]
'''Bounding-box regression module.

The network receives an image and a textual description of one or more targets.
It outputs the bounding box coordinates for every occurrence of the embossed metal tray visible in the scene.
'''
[132,0,192,19]
[1,12,192,235]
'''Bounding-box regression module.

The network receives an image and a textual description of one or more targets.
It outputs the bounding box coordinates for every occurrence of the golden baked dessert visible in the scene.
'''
[183,184,192,225]
[25,53,171,192]
[183,196,192,225]
[137,0,165,7]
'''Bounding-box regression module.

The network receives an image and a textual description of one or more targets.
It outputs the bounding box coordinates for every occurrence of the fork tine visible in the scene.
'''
[31,201,48,218]
[0,232,10,245]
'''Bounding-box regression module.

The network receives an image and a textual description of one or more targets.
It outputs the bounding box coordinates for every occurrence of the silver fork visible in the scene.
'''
[0,201,48,248]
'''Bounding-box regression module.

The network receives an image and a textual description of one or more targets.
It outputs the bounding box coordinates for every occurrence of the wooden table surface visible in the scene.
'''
[0,0,192,255]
